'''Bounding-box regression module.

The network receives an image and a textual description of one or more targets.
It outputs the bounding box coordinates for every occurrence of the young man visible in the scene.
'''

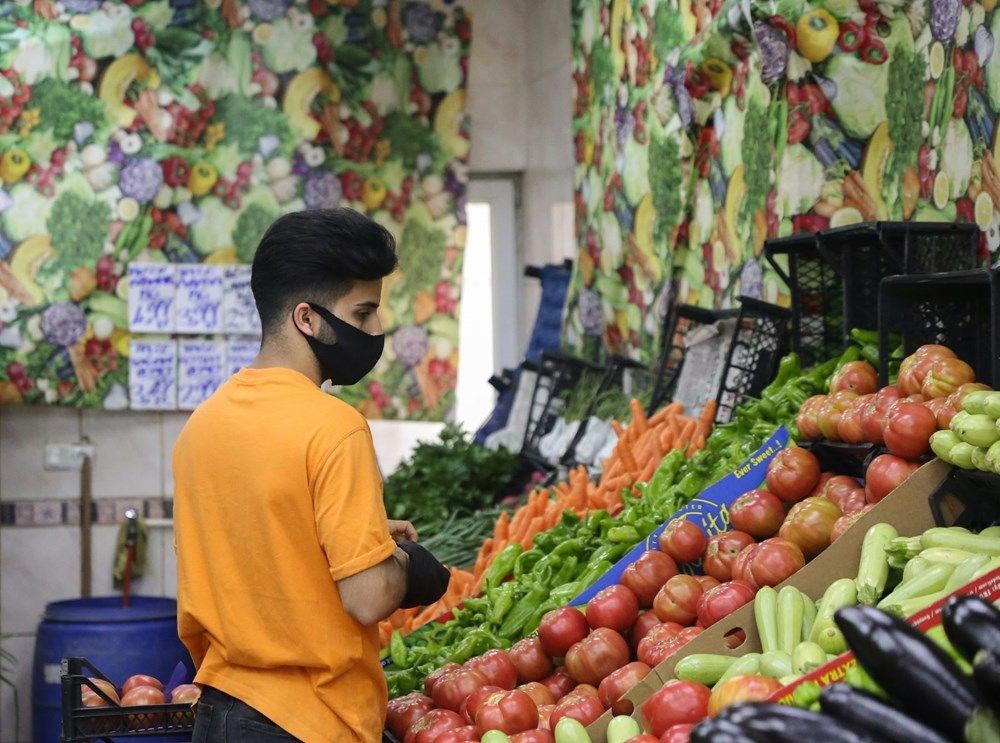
[174,208,450,741]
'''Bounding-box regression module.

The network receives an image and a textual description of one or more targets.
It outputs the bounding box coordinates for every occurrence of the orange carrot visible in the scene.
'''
[630,398,649,433]
[494,512,510,542]
[698,399,718,434]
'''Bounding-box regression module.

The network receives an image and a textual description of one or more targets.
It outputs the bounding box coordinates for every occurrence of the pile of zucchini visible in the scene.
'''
[692,596,1000,742]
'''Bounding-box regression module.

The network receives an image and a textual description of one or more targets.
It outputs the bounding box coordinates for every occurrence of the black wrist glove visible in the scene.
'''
[396,540,451,609]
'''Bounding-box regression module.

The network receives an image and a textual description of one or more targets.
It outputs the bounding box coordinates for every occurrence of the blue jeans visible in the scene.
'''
[192,686,299,742]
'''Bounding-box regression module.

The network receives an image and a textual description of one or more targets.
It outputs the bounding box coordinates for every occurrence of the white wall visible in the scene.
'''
[0,4,574,740]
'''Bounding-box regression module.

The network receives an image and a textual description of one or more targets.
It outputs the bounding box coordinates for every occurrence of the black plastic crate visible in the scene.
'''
[766,223,979,367]
[877,268,1000,389]
[61,658,194,741]
[560,355,654,466]
[927,467,1000,531]
[714,297,791,424]
[520,352,604,469]
[646,304,739,415]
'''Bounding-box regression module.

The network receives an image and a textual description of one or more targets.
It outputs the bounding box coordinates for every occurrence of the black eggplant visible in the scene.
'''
[974,649,1000,717]
[818,683,950,743]
[716,702,880,743]
[835,605,982,741]
[942,595,1000,662]
[690,716,764,743]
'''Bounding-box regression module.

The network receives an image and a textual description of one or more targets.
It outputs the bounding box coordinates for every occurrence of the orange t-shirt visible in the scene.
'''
[173,367,396,742]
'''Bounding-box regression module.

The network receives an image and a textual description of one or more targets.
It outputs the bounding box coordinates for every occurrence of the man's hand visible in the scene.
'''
[388,519,418,543]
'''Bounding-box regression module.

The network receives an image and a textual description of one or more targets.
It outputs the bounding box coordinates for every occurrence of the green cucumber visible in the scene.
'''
[674,654,737,686]
[760,650,793,679]
[856,523,898,605]
[754,586,779,654]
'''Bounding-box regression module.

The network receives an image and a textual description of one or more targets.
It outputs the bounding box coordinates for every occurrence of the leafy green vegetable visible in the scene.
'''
[825,54,888,139]
[382,111,438,169]
[233,203,278,263]
[144,27,213,92]
[397,218,446,293]
[29,79,105,141]
[214,93,291,153]
[384,425,519,532]
[649,133,683,242]
[741,99,771,224]
[46,191,110,268]
[653,2,687,59]
[885,48,926,190]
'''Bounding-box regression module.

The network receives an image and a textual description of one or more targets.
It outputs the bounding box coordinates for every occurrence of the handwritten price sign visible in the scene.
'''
[176,265,224,334]
[128,264,176,333]
[129,339,178,410]
[178,340,226,410]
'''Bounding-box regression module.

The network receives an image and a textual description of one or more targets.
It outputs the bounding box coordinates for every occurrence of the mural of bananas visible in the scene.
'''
[0,0,470,420]
[568,0,996,364]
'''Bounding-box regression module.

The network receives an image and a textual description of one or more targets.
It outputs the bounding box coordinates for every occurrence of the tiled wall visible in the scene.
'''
[0,3,573,740]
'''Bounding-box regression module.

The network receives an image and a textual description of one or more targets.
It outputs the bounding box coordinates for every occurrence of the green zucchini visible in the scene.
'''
[877,562,956,609]
[920,528,1000,556]
[760,650,793,679]
[801,594,817,642]
[674,654,737,686]
[902,555,932,583]
[754,586,779,654]
[810,579,857,654]
[715,653,761,685]
[777,586,804,655]
[856,523,897,605]
[792,641,828,675]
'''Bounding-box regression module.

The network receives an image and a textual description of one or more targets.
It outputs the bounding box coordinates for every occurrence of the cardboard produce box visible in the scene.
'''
[588,458,958,741]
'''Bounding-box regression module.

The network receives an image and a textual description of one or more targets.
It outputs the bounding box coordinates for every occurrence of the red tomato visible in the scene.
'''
[731,543,760,587]
[660,723,695,743]
[82,678,119,706]
[509,637,553,683]
[818,476,862,510]
[898,345,956,395]
[830,361,878,395]
[676,626,703,642]
[816,391,859,441]
[564,627,630,685]
[466,650,518,690]
[644,621,684,644]
[925,396,959,430]
[830,507,872,542]
[621,550,679,607]
[510,731,555,743]
[630,610,663,652]
[169,684,200,704]
[598,662,652,715]
[865,454,920,504]
[695,575,720,591]
[860,386,903,443]
[779,496,842,560]
[658,519,707,564]
[435,726,479,743]
[586,584,640,633]
[809,472,835,497]
[836,400,869,443]
[538,608,589,658]
[749,538,805,586]
[641,680,711,736]
[426,663,461,697]
[695,581,756,627]
[536,704,555,731]
[121,686,165,705]
[387,693,436,738]
[703,531,755,582]
[765,447,821,503]
[922,357,975,399]
[405,709,467,743]
[517,681,555,707]
[653,575,705,625]
[707,675,782,715]
[121,675,163,695]
[796,395,826,440]
[882,402,937,459]
[460,685,504,725]
[549,692,604,728]
[566,684,599,699]
[432,667,490,713]
[539,671,575,702]
[948,382,992,412]
[729,490,785,539]
[637,636,682,667]
[475,689,539,736]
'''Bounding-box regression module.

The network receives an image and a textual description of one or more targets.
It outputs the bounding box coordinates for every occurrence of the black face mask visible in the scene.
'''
[301,302,384,386]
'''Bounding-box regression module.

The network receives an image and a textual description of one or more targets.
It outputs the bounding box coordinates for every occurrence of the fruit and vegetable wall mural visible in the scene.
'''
[0,0,470,420]
[567,0,999,364]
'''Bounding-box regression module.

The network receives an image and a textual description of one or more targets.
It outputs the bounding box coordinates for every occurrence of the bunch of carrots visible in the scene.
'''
[377,398,716,647]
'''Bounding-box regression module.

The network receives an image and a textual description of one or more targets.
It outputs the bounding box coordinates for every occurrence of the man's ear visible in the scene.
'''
[291,302,317,337]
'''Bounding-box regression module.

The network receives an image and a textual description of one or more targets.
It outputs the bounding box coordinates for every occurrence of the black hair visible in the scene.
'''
[250,208,397,335]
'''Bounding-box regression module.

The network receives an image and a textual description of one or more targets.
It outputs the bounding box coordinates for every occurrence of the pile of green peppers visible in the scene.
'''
[384,348,859,699]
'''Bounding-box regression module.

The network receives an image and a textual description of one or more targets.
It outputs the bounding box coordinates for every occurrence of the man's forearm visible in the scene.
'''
[338,546,409,626]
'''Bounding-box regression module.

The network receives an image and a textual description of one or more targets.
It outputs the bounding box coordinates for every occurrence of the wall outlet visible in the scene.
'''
[44,442,96,471]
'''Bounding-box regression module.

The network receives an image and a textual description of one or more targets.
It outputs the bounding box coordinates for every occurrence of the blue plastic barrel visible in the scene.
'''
[32,596,193,743]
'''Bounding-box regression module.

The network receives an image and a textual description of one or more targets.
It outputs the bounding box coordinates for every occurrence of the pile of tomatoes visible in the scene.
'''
[79,672,200,731]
